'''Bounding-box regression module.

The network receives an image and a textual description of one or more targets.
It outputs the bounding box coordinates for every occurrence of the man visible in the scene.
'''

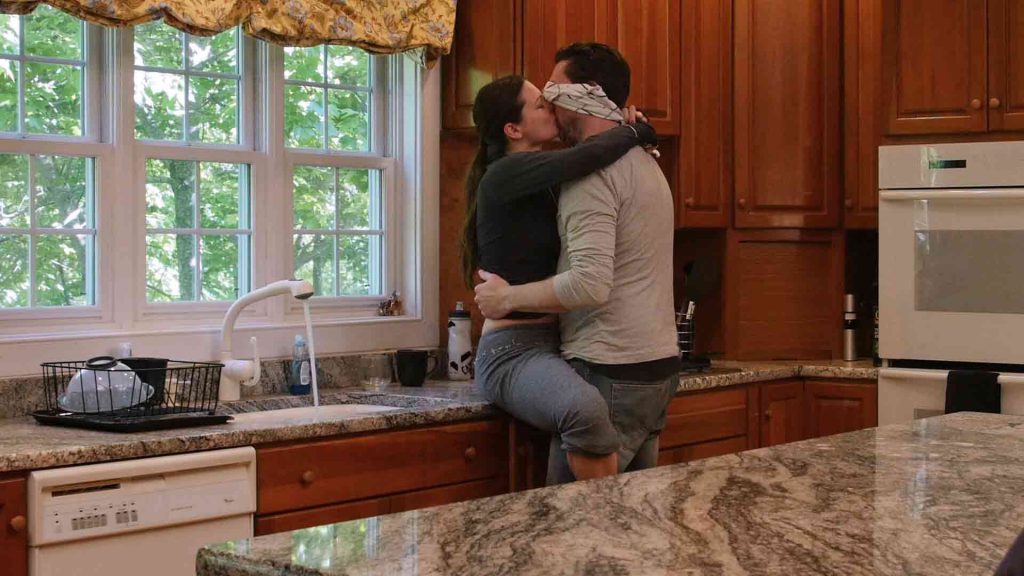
[474,42,679,483]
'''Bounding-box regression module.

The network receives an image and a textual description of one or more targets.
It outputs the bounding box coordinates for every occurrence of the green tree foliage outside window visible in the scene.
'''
[284,45,371,152]
[293,166,382,297]
[0,7,85,136]
[145,159,250,303]
[0,154,93,308]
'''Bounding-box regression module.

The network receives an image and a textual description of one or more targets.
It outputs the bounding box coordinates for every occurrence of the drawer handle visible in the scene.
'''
[684,197,695,207]
[764,409,772,420]
[300,470,316,485]
[9,515,25,533]
[990,97,1002,110]
[464,446,477,462]
[970,98,983,110]
[737,198,747,209]
[845,198,854,209]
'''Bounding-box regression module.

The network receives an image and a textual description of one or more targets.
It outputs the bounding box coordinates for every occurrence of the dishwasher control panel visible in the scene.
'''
[27,447,257,546]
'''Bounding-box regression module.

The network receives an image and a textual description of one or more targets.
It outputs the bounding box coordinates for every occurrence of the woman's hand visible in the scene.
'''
[475,270,512,320]
[621,105,649,125]
[622,105,660,158]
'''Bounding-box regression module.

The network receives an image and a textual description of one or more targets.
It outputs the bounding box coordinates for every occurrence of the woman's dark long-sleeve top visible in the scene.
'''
[475,123,656,319]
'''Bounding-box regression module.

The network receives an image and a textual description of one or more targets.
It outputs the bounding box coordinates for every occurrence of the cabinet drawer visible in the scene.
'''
[660,387,749,448]
[257,420,507,515]
[659,435,749,465]
[389,477,507,515]
[256,497,390,536]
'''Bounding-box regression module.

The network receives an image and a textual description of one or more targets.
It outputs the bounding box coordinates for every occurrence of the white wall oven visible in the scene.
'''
[878,141,1024,425]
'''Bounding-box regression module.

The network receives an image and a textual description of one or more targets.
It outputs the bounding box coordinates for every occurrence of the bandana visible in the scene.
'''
[543,82,624,123]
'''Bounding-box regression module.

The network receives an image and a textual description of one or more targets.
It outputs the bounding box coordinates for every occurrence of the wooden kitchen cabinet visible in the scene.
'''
[733,0,841,228]
[677,0,732,228]
[0,476,27,576]
[612,0,682,134]
[842,0,882,228]
[255,419,508,532]
[658,384,759,465]
[989,0,1024,131]
[760,379,806,447]
[723,229,844,360]
[805,379,878,438]
[442,0,521,129]
[521,0,617,92]
[882,0,988,135]
[522,0,681,135]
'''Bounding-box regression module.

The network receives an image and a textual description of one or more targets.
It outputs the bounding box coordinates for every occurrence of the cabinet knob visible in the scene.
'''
[970,98,983,110]
[764,409,773,420]
[9,515,25,533]
[990,97,1002,109]
[684,197,695,207]
[300,470,316,485]
[845,198,854,209]
[464,446,477,462]
[737,198,747,209]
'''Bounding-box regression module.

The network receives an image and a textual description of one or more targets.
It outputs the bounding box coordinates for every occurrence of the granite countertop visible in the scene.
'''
[0,360,877,473]
[198,412,1024,576]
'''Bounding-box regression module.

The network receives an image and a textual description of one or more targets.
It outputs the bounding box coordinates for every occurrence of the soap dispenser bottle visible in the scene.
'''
[447,302,473,380]
[290,335,312,395]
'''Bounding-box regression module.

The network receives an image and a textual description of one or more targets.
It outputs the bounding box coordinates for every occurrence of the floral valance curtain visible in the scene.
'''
[0,0,455,64]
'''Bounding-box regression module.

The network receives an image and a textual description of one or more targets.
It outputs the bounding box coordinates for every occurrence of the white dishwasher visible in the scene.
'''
[27,446,256,576]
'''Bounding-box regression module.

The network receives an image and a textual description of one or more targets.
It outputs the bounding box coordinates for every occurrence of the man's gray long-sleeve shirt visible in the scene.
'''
[552,146,679,365]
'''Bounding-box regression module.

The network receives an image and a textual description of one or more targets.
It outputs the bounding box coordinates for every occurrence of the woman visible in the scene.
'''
[462,75,656,483]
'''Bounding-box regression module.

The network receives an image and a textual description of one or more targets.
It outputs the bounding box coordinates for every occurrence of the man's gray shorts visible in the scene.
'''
[548,359,679,485]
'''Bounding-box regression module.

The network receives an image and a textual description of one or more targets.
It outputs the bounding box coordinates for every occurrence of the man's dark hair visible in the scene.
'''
[554,42,631,108]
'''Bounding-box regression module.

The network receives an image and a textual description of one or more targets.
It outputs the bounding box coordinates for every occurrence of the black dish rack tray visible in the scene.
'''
[33,357,232,432]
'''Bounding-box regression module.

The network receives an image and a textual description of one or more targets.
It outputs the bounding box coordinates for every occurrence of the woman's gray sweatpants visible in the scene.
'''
[474,324,620,457]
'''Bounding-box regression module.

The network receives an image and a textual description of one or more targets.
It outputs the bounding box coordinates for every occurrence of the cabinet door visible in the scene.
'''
[842,0,881,229]
[882,0,988,134]
[724,230,844,360]
[678,0,732,228]
[0,478,27,576]
[805,380,878,439]
[989,0,1024,131]
[733,0,841,228]
[442,0,520,129]
[521,0,617,91]
[613,0,682,134]
[759,380,806,447]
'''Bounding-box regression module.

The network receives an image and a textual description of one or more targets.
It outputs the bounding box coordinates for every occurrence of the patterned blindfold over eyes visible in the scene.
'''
[542,82,624,123]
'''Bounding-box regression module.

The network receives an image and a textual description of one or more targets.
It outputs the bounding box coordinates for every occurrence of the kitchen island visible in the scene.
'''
[198,411,1024,576]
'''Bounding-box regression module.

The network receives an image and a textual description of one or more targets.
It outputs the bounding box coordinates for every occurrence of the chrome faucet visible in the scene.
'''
[219,279,314,402]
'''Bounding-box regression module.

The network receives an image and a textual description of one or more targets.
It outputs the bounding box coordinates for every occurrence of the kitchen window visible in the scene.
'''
[0,9,438,374]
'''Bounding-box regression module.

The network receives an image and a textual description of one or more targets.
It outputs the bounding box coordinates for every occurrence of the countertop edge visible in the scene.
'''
[0,361,877,474]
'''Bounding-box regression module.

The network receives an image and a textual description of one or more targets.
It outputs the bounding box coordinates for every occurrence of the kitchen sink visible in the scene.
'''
[229,403,400,423]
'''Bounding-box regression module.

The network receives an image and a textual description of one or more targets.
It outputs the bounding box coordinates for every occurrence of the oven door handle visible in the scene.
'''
[880,189,1024,201]
[880,367,1024,385]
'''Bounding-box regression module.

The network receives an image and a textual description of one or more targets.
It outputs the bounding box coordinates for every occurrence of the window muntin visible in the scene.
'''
[0,153,94,308]
[283,45,371,152]
[292,165,383,297]
[0,7,86,137]
[145,159,251,303]
[133,24,241,144]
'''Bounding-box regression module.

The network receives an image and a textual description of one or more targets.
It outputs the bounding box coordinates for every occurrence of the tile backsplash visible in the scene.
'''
[0,348,446,419]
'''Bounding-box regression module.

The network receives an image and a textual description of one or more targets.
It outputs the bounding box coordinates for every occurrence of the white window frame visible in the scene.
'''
[0,17,112,332]
[0,18,439,377]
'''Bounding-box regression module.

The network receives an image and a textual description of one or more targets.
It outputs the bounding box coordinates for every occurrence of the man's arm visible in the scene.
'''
[474,174,618,318]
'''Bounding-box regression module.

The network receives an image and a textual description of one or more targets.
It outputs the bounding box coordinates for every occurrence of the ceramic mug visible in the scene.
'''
[394,350,439,387]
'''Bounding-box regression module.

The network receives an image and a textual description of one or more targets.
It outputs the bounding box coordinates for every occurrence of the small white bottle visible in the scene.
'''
[447,302,473,380]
